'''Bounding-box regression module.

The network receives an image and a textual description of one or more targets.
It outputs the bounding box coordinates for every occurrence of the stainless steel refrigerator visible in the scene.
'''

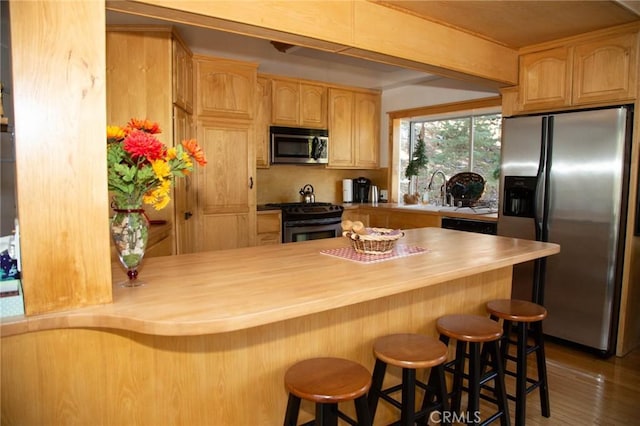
[498,106,633,356]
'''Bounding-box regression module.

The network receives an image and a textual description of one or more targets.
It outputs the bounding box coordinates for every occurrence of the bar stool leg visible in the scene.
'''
[451,340,466,414]
[420,364,451,426]
[316,403,339,426]
[367,358,387,420]
[284,394,301,426]
[501,320,512,371]
[354,395,372,426]
[533,320,551,418]
[467,342,481,425]
[401,368,417,426]
[515,322,528,426]
[488,341,510,426]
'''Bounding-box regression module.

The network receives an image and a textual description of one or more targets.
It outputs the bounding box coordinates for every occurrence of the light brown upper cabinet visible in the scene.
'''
[572,31,637,105]
[255,76,272,168]
[195,56,257,119]
[519,47,572,111]
[353,92,380,169]
[272,78,327,128]
[172,37,193,114]
[328,88,380,169]
[517,27,638,113]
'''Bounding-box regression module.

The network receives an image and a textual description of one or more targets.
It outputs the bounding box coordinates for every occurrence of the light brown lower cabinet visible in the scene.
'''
[342,207,442,229]
[145,236,174,257]
[387,211,441,229]
[257,211,282,245]
[341,208,368,226]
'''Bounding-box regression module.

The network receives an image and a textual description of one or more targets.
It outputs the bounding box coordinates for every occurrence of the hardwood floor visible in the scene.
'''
[479,340,640,425]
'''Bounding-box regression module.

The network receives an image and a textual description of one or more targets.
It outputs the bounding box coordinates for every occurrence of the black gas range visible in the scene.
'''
[264,202,344,243]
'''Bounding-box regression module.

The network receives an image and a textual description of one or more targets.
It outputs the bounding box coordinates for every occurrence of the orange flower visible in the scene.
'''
[181,139,207,166]
[127,118,161,134]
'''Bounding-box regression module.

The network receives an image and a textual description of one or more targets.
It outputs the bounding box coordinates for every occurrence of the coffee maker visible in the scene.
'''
[353,177,371,203]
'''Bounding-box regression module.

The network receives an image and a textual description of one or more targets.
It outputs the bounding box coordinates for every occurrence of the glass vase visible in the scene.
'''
[110,207,149,287]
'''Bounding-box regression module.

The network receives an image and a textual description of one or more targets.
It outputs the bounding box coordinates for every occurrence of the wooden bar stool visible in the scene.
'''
[437,314,510,426]
[367,333,450,425]
[283,357,372,426]
[486,299,550,426]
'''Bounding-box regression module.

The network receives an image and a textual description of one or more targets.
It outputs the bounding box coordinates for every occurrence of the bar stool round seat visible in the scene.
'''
[368,334,450,425]
[486,299,550,426]
[436,314,510,426]
[284,357,372,426]
[437,313,503,342]
[486,299,547,323]
[374,333,448,368]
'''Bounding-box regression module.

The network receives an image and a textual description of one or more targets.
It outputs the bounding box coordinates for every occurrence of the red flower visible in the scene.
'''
[123,129,165,160]
[181,139,207,166]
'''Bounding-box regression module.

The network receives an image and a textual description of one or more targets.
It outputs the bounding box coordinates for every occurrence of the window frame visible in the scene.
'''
[387,96,502,203]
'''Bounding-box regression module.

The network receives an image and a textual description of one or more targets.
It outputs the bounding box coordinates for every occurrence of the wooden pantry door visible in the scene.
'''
[195,118,256,251]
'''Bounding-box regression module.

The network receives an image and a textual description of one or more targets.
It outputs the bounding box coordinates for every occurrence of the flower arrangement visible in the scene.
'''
[107,118,207,210]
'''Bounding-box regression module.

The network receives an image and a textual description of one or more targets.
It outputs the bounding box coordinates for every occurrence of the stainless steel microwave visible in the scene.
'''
[270,126,329,164]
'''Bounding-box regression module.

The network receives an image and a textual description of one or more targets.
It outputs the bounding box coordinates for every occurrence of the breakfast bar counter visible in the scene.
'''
[1,228,559,425]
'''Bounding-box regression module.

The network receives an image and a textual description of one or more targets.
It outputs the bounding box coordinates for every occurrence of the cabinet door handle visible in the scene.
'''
[184,211,193,220]
[249,177,254,189]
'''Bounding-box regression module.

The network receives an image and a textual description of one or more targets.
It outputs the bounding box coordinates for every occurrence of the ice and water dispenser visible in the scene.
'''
[503,176,537,218]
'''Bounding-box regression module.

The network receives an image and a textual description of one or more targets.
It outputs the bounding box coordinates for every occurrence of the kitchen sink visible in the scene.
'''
[402,204,441,211]
[400,204,497,215]
[437,206,496,214]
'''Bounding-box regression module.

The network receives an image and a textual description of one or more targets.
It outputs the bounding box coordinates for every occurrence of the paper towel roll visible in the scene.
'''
[342,179,353,203]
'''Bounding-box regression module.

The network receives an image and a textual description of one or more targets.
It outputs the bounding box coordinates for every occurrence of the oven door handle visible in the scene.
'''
[283,218,342,227]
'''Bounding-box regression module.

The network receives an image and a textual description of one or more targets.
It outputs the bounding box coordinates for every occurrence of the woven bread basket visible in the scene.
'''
[343,228,404,255]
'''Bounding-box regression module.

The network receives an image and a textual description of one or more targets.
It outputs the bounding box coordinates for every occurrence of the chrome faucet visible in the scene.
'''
[427,170,448,206]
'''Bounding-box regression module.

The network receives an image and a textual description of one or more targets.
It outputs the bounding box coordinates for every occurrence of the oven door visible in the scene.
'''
[283,219,342,243]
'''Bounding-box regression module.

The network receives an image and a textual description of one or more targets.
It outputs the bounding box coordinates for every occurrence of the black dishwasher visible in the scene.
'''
[441,217,497,235]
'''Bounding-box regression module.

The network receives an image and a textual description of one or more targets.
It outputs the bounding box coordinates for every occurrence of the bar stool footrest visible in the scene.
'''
[442,362,498,388]
[503,342,541,361]
[503,369,544,393]
[337,410,359,426]
[481,410,505,426]
[298,409,358,426]
[378,379,436,413]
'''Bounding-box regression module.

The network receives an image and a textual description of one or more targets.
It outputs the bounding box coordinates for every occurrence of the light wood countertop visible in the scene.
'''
[1,228,558,337]
[343,202,499,221]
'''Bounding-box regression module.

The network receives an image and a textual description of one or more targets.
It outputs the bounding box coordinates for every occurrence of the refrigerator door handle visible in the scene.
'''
[535,172,545,240]
[534,117,549,241]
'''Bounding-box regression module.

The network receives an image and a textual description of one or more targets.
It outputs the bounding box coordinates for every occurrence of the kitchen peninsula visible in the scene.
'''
[1,228,559,425]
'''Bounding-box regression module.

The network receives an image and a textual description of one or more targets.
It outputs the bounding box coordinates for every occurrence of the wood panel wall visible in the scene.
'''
[9,0,112,314]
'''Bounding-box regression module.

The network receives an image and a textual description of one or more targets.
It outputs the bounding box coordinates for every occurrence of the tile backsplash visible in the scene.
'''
[256,166,387,204]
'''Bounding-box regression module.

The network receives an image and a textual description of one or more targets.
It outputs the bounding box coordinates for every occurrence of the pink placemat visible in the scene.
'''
[320,244,429,264]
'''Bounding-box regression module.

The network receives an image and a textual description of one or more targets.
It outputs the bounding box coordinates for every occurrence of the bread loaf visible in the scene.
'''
[351,221,367,235]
